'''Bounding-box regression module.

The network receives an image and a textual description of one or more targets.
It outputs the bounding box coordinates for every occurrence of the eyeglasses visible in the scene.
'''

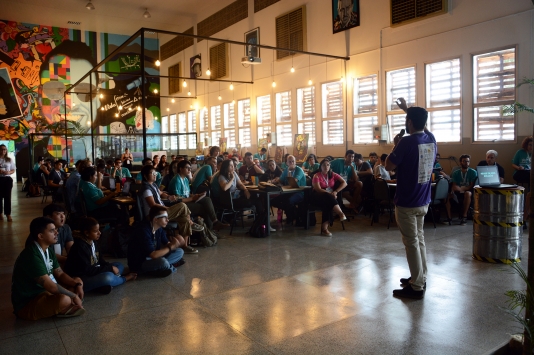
[151,171,158,176]
[184,166,192,170]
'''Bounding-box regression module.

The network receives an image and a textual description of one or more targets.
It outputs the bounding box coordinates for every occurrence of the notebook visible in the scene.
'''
[476,165,517,189]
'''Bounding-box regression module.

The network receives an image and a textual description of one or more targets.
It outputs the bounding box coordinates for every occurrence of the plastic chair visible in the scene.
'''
[427,178,449,228]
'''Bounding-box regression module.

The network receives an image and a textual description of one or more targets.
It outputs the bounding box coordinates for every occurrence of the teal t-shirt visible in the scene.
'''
[79,180,107,211]
[451,168,477,187]
[280,166,306,186]
[303,161,320,173]
[253,153,267,161]
[191,165,213,193]
[12,243,60,313]
[512,149,531,169]
[168,175,191,198]
[111,167,132,179]
[330,158,355,180]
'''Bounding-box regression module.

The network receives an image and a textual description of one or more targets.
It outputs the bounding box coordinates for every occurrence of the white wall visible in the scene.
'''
[160,0,534,181]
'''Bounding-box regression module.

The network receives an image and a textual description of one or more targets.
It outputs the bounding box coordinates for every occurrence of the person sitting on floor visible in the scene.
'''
[43,204,73,266]
[11,217,85,320]
[271,155,307,225]
[238,152,264,183]
[260,159,283,183]
[127,205,186,278]
[139,164,203,255]
[167,160,228,232]
[311,159,348,237]
[444,154,477,226]
[64,217,136,294]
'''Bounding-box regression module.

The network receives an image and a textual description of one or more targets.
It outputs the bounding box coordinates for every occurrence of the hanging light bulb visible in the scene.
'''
[128,107,132,111]
[230,83,234,90]
[166,108,170,112]
[188,91,191,96]
[118,105,122,110]
[86,120,91,126]
[153,88,158,94]
[99,93,103,99]
[171,98,175,103]
[206,68,211,76]
[190,104,193,109]
[232,99,235,104]
[204,105,207,111]
[340,76,345,83]
[182,80,187,88]
[272,81,276,88]
[115,113,119,117]
[137,106,141,111]
[291,67,295,73]
[101,107,105,111]
[308,79,312,85]
[72,103,76,107]
[218,95,222,100]
[155,59,161,66]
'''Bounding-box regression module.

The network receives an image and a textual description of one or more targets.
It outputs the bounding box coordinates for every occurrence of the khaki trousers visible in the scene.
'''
[167,202,192,237]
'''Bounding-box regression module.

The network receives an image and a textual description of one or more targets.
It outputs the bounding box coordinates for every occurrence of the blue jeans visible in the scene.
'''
[82,262,126,292]
[140,249,184,273]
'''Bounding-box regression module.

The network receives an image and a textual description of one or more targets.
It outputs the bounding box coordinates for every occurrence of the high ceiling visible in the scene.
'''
[3,0,235,38]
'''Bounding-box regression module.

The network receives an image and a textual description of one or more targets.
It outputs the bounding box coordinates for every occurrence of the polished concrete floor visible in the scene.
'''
[0,185,527,354]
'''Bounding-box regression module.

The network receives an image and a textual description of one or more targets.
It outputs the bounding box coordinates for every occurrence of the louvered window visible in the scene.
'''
[391,0,447,26]
[209,43,228,79]
[199,109,208,148]
[426,58,461,142]
[321,82,344,145]
[473,48,515,141]
[223,102,236,147]
[257,94,272,141]
[276,91,293,146]
[169,63,181,94]
[187,110,197,149]
[237,98,251,147]
[170,114,177,150]
[161,115,170,150]
[353,75,378,143]
[386,67,416,141]
[210,105,222,144]
[178,112,187,150]
[297,86,315,146]
[275,6,306,60]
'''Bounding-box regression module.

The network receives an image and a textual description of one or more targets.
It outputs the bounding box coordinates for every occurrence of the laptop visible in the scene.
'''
[476,165,517,189]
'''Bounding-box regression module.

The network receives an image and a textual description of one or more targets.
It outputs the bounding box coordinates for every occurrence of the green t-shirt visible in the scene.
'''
[512,149,531,169]
[303,162,320,173]
[11,243,59,313]
[451,168,478,187]
[330,158,355,180]
[191,165,213,193]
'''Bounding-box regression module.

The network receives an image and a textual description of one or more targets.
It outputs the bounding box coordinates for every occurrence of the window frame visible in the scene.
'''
[257,94,272,144]
[353,74,379,144]
[385,66,416,142]
[275,90,293,147]
[296,86,316,146]
[321,81,344,146]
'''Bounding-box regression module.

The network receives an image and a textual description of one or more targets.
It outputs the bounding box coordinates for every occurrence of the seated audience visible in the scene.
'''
[253,148,268,167]
[330,150,363,211]
[231,156,242,170]
[110,158,132,182]
[238,152,264,183]
[444,154,477,225]
[222,152,229,160]
[311,159,348,237]
[43,204,73,265]
[302,154,320,175]
[477,149,504,183]
[33,156,45,173]
[160,160,179,192]
[138,165,201,254]
[229,147,241,161]
[281,154,290,169]
[209,146,221,160]
[79,166,128,226]
[104,160,113,175]
[64,217,136,294]
[65,159,89,213]
[152,155,160,169]
[156,155,168,173]
[47,160,66,200]
[12,217,85,320]
[512,136,532,184]
[354,153,374,197]
[136,157,162,187]
[127,205,186,278]
[271,155,306,224]
[434,153,442,169]
[218,159,264,214]
[260,159,283,183]
[167,160,228,232]
[374,154,396,183]
[368,152,378,169]
[191,156,216,194]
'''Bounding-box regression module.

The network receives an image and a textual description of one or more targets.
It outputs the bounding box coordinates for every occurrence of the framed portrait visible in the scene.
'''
[190,54,202,78]
[332,0,360,34]
[244,28,260,58]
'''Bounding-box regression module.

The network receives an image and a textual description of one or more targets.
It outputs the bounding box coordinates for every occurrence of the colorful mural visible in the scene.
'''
[0,19,160,171]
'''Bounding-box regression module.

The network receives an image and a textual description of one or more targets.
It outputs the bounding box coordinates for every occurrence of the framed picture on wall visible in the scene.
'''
[332,0,360,34]
[244,28,260,58]
[190,54,202,78]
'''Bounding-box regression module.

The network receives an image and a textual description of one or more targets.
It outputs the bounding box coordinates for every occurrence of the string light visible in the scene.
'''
[118,105,122,110]
[99,93,103,99]
[188,91,191,96]
[291,54,295,73]
[115,113,119,117]
[272,81,276,88]
[230,83,234,90]
[182,80,187,88]
[153,88,158,94]
[171,98,175,103]
[155,59,160,66]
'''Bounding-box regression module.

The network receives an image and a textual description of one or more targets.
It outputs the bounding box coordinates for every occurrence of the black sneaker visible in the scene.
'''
[172,258,186,268]
[96,285,112,294]
[147,269,173,278]
[459,218,467,226]
[399,277,426,289]
[393,285,425,299]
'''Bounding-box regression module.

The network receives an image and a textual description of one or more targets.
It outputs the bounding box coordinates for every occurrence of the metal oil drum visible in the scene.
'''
[472,186,524,263]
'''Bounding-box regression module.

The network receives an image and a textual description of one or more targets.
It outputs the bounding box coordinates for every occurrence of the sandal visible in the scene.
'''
[57,305,85,318]
[321,230,332,237]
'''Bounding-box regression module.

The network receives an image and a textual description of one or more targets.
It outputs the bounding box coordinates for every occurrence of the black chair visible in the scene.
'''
[220,188,256,235]
[371,179,394,229]
[40,173,54,204]
[77,191,118,225]
[299,188,345,231]
[427,178,449,228]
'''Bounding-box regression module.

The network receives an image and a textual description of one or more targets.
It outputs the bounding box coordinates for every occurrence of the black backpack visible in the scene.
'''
[247,210,267,238]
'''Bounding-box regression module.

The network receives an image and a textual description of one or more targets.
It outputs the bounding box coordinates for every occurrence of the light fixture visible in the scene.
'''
[115,113,119,117]
[155,59,160,66]
[190,104,193,109]
[232,99,235,104]
[86,120,91,126]
[128,107,132,111]
[85,1,95,10]
[291,54,295,73]
[206,68,211,76]
[153,88,158,94]
[182,80,187,88]
[205,40,211,76]
[72,103,76,107]
[99,93,103,99]
[218,95,222,100]
[167,108,170,112]
[118,105,122,110]
[137,106,141,111]
[155,32,160,66]
[101,107,104,111]
[230,83,234,90]
[271,51,276,89]
[272,81,276,88]
[171,98,175,103]
[143,8,151,19]
[308,55,312,85]
[308,79,312,85]
[188,91,191,96]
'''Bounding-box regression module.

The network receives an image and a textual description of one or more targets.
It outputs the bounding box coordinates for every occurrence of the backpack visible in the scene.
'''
[26,183,41,197]
[194,217,218,247]
[247,210,267,238]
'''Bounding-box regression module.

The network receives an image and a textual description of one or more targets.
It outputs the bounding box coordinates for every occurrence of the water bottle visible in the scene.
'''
[277,209,283,222]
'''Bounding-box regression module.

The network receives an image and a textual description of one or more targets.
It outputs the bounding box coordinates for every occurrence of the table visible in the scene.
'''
[112,196,135,205]
[247,186,311,236]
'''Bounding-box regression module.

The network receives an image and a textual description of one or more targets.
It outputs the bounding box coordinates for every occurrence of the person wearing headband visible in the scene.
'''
[127,205,186,277]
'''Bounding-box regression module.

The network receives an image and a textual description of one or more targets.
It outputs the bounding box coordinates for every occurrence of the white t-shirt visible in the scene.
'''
[141,188,160,217]
[0,158,14,174]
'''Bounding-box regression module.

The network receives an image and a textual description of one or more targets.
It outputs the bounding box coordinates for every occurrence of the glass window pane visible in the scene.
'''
[474,105,515,141]
[276,91,292,123]
[178,112,187,150]
[354,75,378,114]
[354,116,378,143]
[258,125,271,141]
[429,109,461,142]
[257,95,271,125]
[474,48,515,104]
[238,99,251,127]
[322,119,343,145]
[239,128,251,147]
[387,114,406,142]
[386,67,416,111]
[321,82,343,118]
[211,105,221,131]
[426,59,461,108]
[199,109,209,131]
[223,102,235,128]
[297,121,315,146]
[276,124,293,146]
[297,87,315,121]
[170,114,177,150]
[187,110,197,149]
